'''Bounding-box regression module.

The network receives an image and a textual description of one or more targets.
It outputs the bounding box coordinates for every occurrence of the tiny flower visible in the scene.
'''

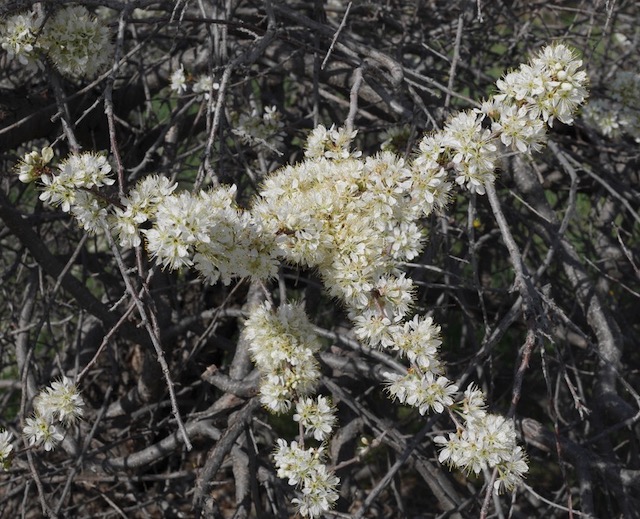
[393,314,443,372]
[232,105,285,153]
[23,414,64,452]
[71,191,108,234]
[0,430,14,470]
[291,463,340,517]
[352,310,399,349]
[170,65,187,94]
[39,172,76,212]
[293,396,337,441]
[25,376,85,455]
[435,432,466,468]
[386,370,458,415]
[0,9,44,66]
[304,124,360,160]
[58,152,114,189]
[435,412,528,489]
[38,151,113,213]
[459,383,487,422]
[494,446,529,493]
[14,146,54,183]
[42,376,85,426]
[259,374,294,414]
[193,74,219,100]
[443,110,497,194]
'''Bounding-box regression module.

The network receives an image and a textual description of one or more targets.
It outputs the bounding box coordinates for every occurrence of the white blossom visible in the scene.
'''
[192,74,219,100]
[273,439,340,518]
[71,191,108,234]
[444,110,497,194]
[41,6,113,77]
[14,146,54,184]
[393,314,443,372]
[23,415,64,452]
[435,413,528,492]
[293,396,337,441]
[0,9,43,66]
[232,105,285,154]
[386,370,458,415]
[14,43,592,512]
[304,124,361,160]
[0,430,14,470]
[244,302,322,412]
[35,376,85,426]
[22,377,84,453]
[39,152,113,214]
[170,65,187,94]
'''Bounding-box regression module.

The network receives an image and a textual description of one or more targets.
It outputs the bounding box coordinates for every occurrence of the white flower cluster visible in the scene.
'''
[41,6,113,77]
[244,303,339,517]
[243,301,323,413]
[386,370,458,415]
[414,43,589,194]
[253,143,430,316]
[17,149,279,284]
[15,148,114,235]
[583,71,640,142]
[169,65,220,101]
[0,6,113,77]
[133,183,278,284]
[37,151,114,234]
[23,377,85,453]
[434,385,529,493]
[12,42,589,511]
[304,124,362,161]
[0,9,43,66]
[494,43,588,127]
[232,105,286,154]
[251,45,587,500]
[274,439,340,518]
[293,395,337,442]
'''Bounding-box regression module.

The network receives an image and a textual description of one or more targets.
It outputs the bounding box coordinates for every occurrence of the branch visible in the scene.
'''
[0,190,147,345]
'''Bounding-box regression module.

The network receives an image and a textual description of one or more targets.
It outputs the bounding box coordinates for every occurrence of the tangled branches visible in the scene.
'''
[1,1,639,518]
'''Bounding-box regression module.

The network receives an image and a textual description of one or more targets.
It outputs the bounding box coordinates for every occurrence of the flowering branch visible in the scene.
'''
[3,19,593,515]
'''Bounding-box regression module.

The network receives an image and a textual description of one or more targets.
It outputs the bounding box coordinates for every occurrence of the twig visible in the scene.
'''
[345,65,364,134]
[195,2,276,190]
[77,300,137,383]
[104,7,129,197]
[321,1,352,70]
[101,420,221,472]
[26,449,57,518]
[484,181,541,319]
[444,15,464,109]
[103,228,193,451]
[479,468,499,519]
[48,69,81,152]
[554,142,639,225]
[201,365,260,397]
